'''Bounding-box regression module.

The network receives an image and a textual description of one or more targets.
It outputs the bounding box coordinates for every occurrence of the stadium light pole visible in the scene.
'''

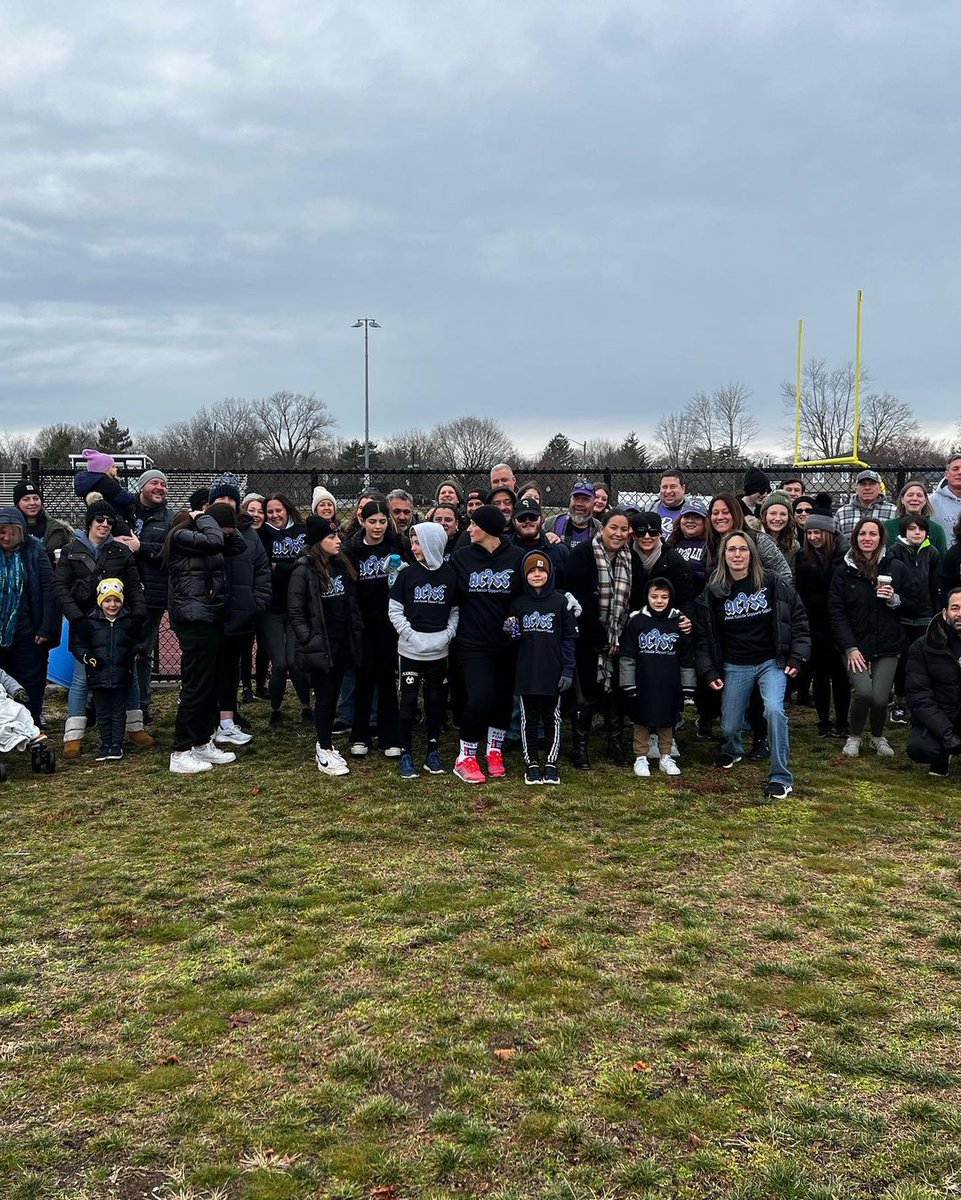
[352,318,381,489]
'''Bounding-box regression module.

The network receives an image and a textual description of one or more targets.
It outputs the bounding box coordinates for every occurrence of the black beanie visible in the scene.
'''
[743,466,771,496]
[306,515,340,547]
[84,499,117,529]
[13,481,42,505]
[206,502,237,529]
[471,504,506,537]
[188,487,211,511]
[208,472,242,507]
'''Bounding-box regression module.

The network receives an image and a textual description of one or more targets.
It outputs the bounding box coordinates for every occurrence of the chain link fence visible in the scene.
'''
[13,458,949,680]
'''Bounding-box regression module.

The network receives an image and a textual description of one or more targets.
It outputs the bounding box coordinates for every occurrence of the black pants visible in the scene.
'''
[0,610,44,724]
[237,630,267,693]
[398,655,448,754]
[260,611,310,710]
[810,637,851,730]
[458,645,517,743]
[93,686,127,748]
[311,655,349,748]
[135,607,165,712]
[895,627,926,699]
[217,635,245,714]
[172,622,223,751]
[352,631,400,748]
[519,694,561,765]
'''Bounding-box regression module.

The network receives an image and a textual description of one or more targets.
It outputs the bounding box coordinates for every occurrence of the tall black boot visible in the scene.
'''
[604,694,627,765]
[571,707,591,770]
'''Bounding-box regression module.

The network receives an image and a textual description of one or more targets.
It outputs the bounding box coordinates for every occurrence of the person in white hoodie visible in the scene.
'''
[388,522,459,779]
[930,454,961,546]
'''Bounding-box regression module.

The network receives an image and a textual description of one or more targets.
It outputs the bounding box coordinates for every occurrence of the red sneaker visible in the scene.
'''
[454,755,486,784]
[486,748,506,778]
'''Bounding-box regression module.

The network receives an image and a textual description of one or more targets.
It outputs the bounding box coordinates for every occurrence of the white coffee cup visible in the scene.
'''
[878,574,892,587]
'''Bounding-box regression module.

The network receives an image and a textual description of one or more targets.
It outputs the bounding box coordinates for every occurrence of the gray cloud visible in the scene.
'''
[2,0,959,455]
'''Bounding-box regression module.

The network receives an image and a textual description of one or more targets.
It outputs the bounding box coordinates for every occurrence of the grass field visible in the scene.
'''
[3,693,961,1200]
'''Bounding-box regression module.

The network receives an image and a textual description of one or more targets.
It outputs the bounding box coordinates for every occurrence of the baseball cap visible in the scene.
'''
[855,469,882,484]
[570,480,595,498]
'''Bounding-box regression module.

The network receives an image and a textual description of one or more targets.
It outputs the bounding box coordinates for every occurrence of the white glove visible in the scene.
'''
[564,592,582,617]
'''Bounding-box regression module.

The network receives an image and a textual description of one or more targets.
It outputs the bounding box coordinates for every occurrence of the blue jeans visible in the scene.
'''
[721,659,791,786]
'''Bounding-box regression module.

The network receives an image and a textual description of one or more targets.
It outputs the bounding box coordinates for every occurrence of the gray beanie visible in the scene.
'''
[134,469,168,493]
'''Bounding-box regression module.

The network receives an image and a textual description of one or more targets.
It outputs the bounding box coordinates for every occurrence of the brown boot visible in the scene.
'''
[127,729,155,749]
[62,716,86,759]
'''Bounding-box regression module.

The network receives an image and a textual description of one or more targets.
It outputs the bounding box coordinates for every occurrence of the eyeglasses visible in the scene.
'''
[92,516,115,525]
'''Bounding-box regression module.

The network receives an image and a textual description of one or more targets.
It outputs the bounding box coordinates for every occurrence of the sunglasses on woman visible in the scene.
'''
[92,515,115,525]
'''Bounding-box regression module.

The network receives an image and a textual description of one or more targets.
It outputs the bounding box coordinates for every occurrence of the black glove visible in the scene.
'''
[943,731,961,754]
[12,688,29,705]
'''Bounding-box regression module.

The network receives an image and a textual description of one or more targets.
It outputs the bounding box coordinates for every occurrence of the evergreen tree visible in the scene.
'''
[97,416,133,454]
[540,433,576,469]
[335,439,380,470]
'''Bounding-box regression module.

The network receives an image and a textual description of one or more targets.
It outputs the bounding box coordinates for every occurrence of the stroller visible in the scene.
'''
[0,668,56,781]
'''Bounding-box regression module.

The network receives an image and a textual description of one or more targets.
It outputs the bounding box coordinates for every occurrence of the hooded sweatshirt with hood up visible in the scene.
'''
[507,550,577,696]
[388,522,459,662]
[931,481,961,546]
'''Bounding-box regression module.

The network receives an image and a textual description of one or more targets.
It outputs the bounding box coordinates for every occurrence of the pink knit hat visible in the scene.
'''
[82,448,115,473]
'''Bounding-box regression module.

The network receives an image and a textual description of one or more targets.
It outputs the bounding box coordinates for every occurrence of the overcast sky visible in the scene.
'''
[2,0,959,456]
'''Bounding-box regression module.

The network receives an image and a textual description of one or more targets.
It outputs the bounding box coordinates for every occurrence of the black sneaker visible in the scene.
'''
[749,739,770,761]
[255,686,270,701]
[524,764,543,785]
[714,752,742,770]
[542,763,560,785]
[331,720,350,736]
[929,756,951,777]
[269,710,283,727]
[94,745,111,762]
[890,704,908,725]
[817,722,834,737]
[107,745,124,761]
[764,781,793,800]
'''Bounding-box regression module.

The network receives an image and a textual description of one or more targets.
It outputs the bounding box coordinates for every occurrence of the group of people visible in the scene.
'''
[1,448,960,796]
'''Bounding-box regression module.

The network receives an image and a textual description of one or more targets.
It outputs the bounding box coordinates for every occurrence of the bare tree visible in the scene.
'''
[654,410,696,467]
[781,359,862,460]
[377,428,440,470]
[712,382,758,461]
[0,432,38,470]
[429,417,517,479]
[139,398,264,467]
[253,391,337,466]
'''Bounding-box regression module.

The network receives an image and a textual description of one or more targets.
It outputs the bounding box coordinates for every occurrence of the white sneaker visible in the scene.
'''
[659,755,681,776]
[169,749,212,774]
[316,745,350,776]
[383,746,402,758]
[870,736,895,757]
[350,742,369,757]
[633,755,650,777]
[214,724,252,746]
[842,736,861,758]
[192,741,237,765]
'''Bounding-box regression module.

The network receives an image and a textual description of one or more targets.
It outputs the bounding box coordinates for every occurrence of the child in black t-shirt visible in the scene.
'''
[388,522,459,779]
[504,551,576,785]
[619,578,692,778]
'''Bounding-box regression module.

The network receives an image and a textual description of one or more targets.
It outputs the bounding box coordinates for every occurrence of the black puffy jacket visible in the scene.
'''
[54,535,146,652]
[906,614,961,744]
[828,551,918,660]
[167,515,247,626]
[224,517,272,636]
[794,546,845,646]
[132,501,173,609]
[73,607,138,690]
[694,571,810,685]
[287,558,364,673]
[631,544,697,616]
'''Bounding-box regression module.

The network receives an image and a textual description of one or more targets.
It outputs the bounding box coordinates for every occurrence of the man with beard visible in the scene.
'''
[510,498,569,590]
[545,481,600,547]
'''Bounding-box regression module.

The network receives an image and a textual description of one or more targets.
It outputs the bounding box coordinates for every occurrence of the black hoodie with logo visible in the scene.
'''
[451,538,525,649]
[507,551,577,696]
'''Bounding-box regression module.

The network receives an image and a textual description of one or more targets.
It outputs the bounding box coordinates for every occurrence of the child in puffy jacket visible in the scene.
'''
[388,522,459,779]
[73,449,137,523]
[73,578,141,763]
[0,666,48,757]
[888,513,942,725]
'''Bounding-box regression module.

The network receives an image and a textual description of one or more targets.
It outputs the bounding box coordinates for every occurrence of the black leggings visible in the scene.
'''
[458,646,517,743]
[519,694,561,765]
[895,628,926,699]
[93,686,126,748]
[398,656,448,753]
[352,631,400,748]
[172,622,223,751]
[310,657,349,748]
[217,635,244,714]
[810,637,851,729]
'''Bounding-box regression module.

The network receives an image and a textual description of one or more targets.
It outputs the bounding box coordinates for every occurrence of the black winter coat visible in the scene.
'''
[288,558,364,673]
[794,546,845,647]
[507,569,576,696]
[631,545,697,616]
[694,571,810,685]
[54,535,146,651]
[74,608,138,690]
[906,614,961,744]
[565,539,644,654]
[167,515,247,626]
[131,501,173,609]
[943,545,961,607]
[828,552,918,660]
[888,539,941,625]
[224,518,272,636]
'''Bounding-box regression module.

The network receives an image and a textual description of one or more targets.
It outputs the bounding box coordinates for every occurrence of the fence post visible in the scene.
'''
[310,468,319,493]
[29,457,41,489]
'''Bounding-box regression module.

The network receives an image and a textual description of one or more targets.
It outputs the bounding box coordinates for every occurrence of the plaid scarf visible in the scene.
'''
[0,551,24,649]
[592,533,632,691]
